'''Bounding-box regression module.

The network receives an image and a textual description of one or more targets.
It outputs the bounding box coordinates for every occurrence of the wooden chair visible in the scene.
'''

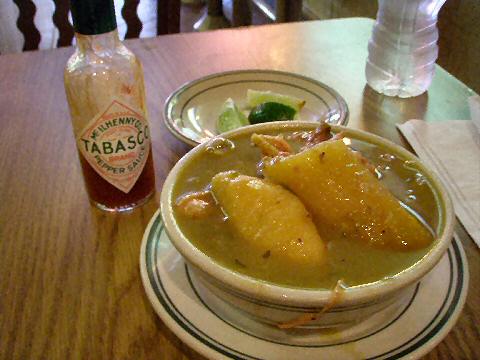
[6,0,180,52]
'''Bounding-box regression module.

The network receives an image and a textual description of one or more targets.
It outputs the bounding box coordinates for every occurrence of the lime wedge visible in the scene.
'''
[216,98,249,133]
[248,102,297,124]
[247,89,306,112]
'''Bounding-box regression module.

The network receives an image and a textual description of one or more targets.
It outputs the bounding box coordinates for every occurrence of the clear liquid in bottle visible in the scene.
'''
[365,0,447,98]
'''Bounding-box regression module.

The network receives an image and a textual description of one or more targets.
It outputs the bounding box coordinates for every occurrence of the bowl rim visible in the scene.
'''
[162,69,350,146]
[160,121,454,307]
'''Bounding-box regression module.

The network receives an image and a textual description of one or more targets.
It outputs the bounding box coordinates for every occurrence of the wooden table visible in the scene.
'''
[0,18,477,359]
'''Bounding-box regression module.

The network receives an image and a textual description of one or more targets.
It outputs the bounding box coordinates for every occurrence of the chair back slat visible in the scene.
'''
[52,0,74,47]
[13,0,41,51]
[157,0,180,35]
[4,0,180,54]
[121,0,142,38]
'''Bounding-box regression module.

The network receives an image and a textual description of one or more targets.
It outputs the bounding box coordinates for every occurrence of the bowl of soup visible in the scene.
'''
[160,121,454,328]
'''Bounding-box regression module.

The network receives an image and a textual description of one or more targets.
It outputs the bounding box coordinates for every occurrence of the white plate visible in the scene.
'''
[163,70,349,146]
[140,211,469,360]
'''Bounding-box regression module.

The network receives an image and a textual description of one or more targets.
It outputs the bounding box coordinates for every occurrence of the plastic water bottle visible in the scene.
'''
[366,0,447,98]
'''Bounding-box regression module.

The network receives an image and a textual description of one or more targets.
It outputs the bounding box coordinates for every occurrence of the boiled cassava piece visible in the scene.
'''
[263,140,433,251]
[211,171,326,265]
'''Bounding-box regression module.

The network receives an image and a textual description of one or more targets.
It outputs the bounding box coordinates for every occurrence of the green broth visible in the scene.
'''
[172,130,436,289]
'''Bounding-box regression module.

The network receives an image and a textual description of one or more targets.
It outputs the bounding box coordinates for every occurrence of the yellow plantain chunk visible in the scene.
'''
[264,140,433,251]
[211,171,326,266]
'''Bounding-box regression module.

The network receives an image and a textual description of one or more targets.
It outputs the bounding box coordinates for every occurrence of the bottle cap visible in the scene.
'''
[70,0,117,35]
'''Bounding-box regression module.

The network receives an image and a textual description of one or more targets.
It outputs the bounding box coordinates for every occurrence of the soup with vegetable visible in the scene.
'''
[172,124,437,289]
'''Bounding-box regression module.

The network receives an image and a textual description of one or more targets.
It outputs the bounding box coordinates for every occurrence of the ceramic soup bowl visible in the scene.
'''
[160,122,454,328]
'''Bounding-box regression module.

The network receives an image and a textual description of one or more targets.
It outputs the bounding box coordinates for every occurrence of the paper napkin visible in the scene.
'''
[397,96,480,247]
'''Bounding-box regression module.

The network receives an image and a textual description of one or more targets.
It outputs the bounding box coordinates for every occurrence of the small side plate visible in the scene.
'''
[164,69,349,146]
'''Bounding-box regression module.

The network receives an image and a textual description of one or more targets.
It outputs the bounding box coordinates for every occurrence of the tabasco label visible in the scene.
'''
[77,99,150,193]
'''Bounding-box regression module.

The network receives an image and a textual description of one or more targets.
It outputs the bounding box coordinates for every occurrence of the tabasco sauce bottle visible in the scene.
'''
[64,0,155,212]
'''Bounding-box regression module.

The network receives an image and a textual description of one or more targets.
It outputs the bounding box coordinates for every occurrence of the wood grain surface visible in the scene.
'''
[0,18,478,360]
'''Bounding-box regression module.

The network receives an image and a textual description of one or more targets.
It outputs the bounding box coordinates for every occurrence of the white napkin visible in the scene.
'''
[397,96,480,247]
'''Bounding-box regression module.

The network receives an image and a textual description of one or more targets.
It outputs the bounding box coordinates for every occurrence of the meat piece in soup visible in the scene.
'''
[211,171,326,266]
[263,139,433,251]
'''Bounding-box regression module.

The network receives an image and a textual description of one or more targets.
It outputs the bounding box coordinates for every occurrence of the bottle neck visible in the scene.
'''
[70,0,117,36]
[75,30,120,53]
